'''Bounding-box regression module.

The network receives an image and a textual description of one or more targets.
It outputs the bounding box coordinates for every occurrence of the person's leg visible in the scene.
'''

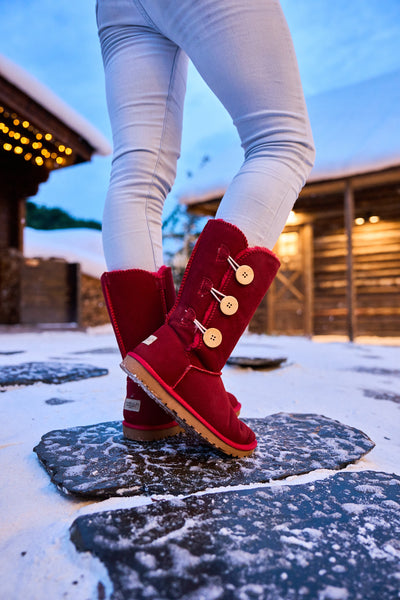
[96,3,189,439]
[140,0,315,250]
[97,6,188,271]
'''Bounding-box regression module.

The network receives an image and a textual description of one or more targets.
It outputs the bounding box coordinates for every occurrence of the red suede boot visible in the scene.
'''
[102,264,241,441]
[122,219,280,457]
[101,266,182,441]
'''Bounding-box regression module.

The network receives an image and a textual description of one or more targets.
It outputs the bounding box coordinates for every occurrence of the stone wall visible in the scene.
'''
[80,274,110,328]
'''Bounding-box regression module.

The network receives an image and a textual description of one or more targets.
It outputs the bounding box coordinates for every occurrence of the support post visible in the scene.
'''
[302,223,314,337]
[344,180,356,341]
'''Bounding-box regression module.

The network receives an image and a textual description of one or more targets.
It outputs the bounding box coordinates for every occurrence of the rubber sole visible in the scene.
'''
[121,354,256,458]
[122,422,183,442]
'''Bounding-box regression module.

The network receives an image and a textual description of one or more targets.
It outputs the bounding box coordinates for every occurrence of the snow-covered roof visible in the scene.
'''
[177,69,400,206]
[24,227,106,279]
[0,54,111,157]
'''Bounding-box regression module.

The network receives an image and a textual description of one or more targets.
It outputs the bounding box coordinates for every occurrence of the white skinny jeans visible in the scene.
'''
[97,0,315,272]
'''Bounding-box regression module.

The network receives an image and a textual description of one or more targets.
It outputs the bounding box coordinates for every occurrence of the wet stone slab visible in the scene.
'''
[363,389,400,405]
[45,397,76,406]
[351,366,400,378]
[226,356,287,369]
[34,413,374,499]
[0,362,108,388]
[70,470,400,600]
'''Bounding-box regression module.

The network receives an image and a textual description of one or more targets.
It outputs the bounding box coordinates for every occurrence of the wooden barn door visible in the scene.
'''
[250,224,313,336]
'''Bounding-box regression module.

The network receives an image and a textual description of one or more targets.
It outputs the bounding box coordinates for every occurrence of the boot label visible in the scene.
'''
[143,334,157,346]
[124,398,141,412]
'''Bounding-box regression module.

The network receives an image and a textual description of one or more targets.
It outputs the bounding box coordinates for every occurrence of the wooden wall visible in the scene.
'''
[353,220,400,336]
[302,183,400,337]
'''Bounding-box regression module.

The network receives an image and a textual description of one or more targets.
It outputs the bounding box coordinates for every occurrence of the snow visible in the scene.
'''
[24,227,106,279]
[0,328,399,598]
[0,53,111,157]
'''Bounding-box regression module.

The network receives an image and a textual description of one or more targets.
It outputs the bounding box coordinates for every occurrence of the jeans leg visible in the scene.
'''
[141,0,315,249]
[98,22,188,271]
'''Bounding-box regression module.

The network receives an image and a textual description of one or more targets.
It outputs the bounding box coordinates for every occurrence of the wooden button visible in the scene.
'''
[203,327,222,348]
[220,295,238,316]
[235,264,254,285]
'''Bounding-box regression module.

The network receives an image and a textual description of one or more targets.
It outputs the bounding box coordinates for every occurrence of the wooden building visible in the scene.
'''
[0,54,110,326]
[177,70,400,339]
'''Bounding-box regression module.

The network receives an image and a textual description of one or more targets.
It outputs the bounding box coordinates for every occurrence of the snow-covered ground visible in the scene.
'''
[0,328,399,599]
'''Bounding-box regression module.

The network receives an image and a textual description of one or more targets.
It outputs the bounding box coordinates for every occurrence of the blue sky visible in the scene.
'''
[1,0,400,222]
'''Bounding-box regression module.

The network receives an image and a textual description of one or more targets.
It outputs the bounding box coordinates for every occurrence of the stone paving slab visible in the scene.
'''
[0,362,108,388]
[70,470,400,600]
[34,413,374,499]
[226,356,287,369]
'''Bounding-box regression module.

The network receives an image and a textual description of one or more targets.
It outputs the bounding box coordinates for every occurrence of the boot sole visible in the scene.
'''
[122,422,183,442]
[121,354,256,458]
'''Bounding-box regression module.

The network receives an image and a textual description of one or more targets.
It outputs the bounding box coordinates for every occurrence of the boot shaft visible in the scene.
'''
[101,265,176,357]
[168,219,280,372]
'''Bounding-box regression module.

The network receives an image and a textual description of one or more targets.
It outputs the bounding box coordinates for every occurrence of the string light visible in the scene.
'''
[369,215,380,224]
[355,217,365,226]
[0,103,75,169]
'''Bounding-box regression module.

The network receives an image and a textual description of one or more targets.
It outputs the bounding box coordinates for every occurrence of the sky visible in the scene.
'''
[1,0,400,221]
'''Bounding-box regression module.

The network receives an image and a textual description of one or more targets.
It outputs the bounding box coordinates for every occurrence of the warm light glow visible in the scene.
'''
[13,119,20,126]
[36,133,43,140]
[2,125,9,133]
[287,210,297,225]
[65,147,72,155]
[35,156,44,166]
[369,215,380,224]
[277,232,299,258]
[24,153,32,161]
[32,142,42,149]
[45,133,52,141]
[8,130,15,138]
[51,152,57,159]
[13,132,21,140]
[0,107,3,113]
[3,143,12,151]
[22,120,30,128]
[355,217,365,226]
[58,144,65,152]
[14,146,23,154]
[41,149,50,158]
[56,157,64,165]
[21,137,29,144]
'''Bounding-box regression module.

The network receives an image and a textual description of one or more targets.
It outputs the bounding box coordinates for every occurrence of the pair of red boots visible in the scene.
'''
[102,219,279,457]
